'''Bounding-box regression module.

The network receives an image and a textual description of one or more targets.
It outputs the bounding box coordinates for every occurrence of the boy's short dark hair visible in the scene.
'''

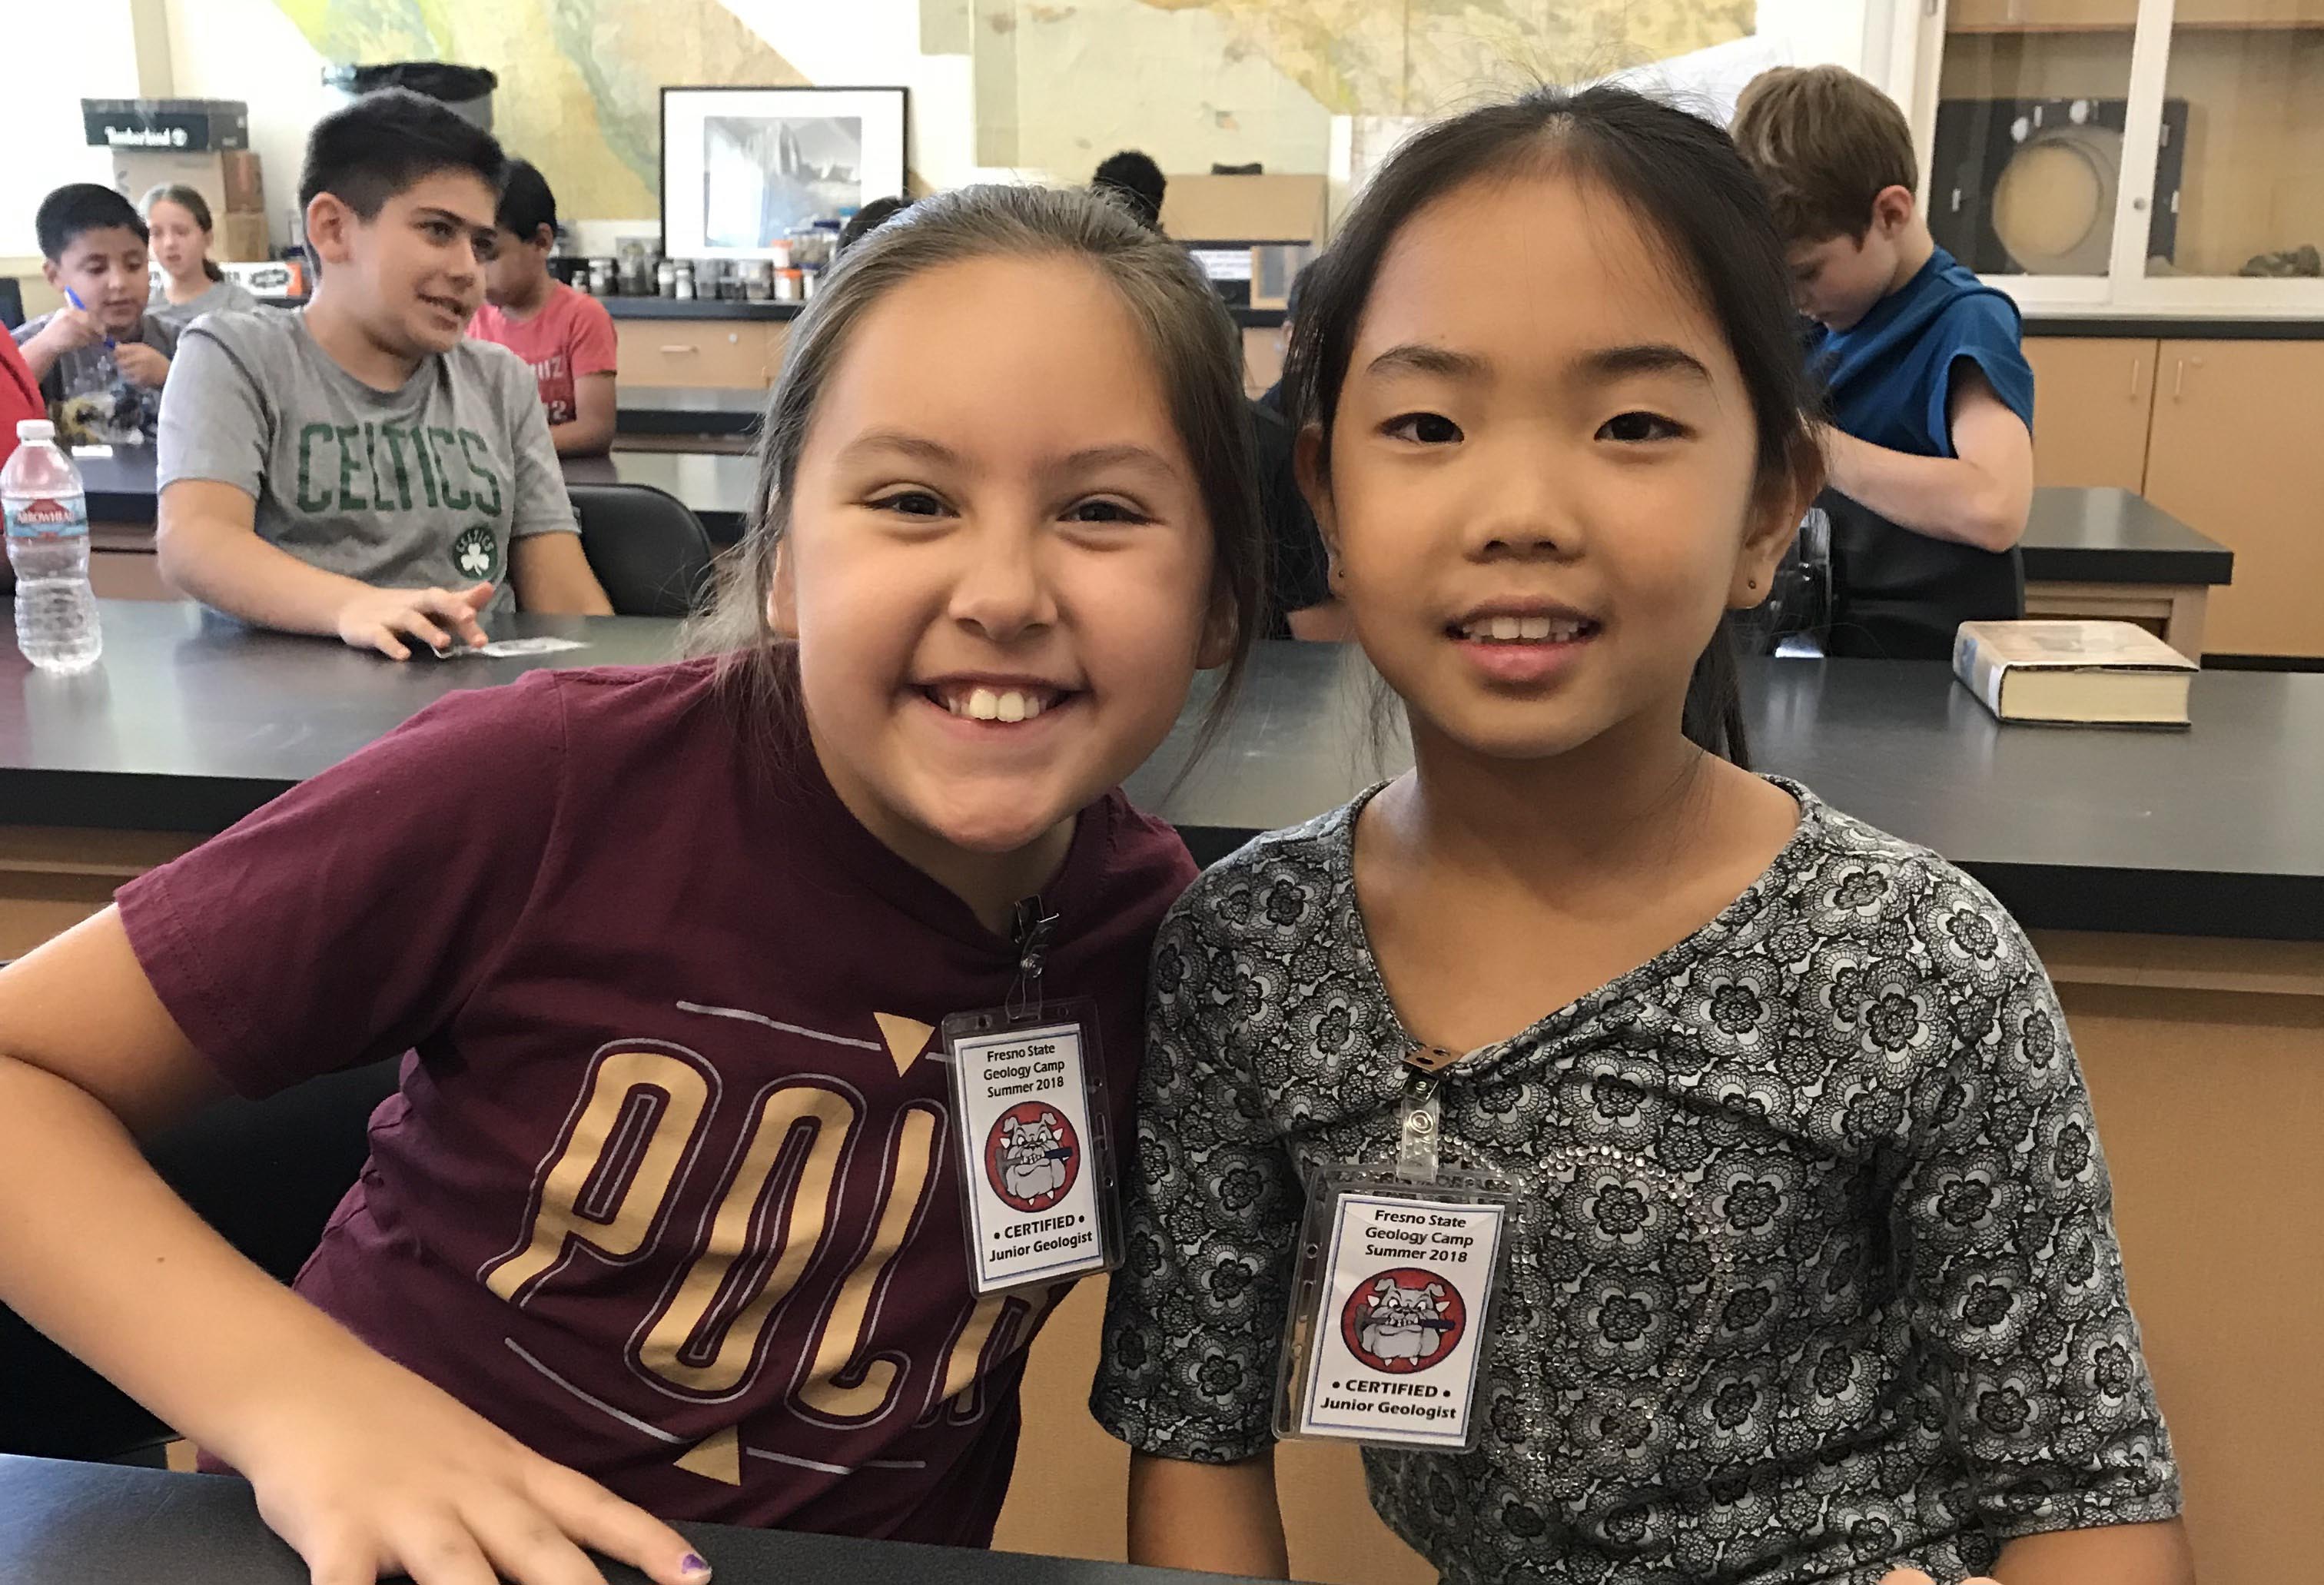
[838,195,911,256]
[36,184,147,262]
[1730,65,1917,244]
[298,88,507,220]
[496,158,559,241]
[1092,151,1167,231]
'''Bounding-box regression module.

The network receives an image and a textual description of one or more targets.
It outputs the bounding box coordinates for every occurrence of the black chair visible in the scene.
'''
[569,482,718,618]
[1736,504,1834,656]
[0,1058,400,1463]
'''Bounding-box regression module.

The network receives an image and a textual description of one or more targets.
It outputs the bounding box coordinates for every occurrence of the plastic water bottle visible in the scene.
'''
[3,420,102,673]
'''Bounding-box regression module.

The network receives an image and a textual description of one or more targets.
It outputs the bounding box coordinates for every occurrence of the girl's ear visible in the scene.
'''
[765,538,801,640]
[1729,427,1827,610]
[1293,422,1341,567]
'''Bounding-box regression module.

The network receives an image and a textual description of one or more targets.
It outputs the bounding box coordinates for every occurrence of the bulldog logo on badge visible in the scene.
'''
[1341,1267,1466,1374]
[984,1102,1080,1212]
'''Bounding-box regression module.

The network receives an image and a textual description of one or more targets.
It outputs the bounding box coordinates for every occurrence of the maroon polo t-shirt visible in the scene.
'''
[115,657,1194,1540]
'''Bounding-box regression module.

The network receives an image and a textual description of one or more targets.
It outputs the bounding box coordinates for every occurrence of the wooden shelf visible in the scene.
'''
[1947,0,2324,29]
[1950,18,2324,31]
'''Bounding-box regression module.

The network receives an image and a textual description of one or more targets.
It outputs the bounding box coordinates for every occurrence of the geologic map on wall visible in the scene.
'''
[272,0,1751,217]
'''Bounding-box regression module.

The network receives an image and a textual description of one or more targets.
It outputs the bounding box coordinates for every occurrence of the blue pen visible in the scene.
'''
[61,287,116,350]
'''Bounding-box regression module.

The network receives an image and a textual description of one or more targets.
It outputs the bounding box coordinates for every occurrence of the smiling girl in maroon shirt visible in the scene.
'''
[0,184,1266,1585]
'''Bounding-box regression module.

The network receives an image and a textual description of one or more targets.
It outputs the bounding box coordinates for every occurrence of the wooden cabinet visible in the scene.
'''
[614,320,781,388]
[1947,0,2137,28]
[1948,0,2324,25]
[2171,0,2324,23]
[2142,339,2324,656]
[2023,331,2324,659]
[2024,337,2157,490]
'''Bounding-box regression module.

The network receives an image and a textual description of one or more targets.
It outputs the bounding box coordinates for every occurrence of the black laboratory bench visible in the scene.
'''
[0,1455,1260,1585]
[76,444,760,543]
[0,606,2310,941]
[72,444,2237,614]
[617,383,764,440]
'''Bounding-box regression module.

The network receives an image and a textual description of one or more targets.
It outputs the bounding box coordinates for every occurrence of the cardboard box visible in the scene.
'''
[113,149,267,241]
[217,212,272,264]
[221,150,264,214]
[82,98,251,153]
[1160,174,1328,244]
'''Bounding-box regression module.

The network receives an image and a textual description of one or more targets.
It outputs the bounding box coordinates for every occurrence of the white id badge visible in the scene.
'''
[942,999,1120,1294]
[1275,1166,1513,1450]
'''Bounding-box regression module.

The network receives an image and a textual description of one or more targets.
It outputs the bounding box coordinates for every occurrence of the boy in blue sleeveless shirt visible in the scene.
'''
[1735,66,2035,660]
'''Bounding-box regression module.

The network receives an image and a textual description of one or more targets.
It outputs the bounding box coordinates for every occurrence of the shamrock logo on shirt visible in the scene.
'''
[452,524,502,583]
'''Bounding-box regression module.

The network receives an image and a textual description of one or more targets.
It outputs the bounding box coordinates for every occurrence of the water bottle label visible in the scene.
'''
[6,496,88,541]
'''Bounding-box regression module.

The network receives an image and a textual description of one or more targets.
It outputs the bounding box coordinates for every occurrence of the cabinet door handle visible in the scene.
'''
[658,344,700,355]
[2171,357,2185,400]
[2129,357,2144,400]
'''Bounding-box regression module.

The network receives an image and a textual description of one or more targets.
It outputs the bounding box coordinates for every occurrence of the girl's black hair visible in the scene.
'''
[837,194,912,255]
[1283,85,1821,767]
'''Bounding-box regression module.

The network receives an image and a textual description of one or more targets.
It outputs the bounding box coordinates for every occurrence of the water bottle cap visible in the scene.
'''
[15,420,54,443]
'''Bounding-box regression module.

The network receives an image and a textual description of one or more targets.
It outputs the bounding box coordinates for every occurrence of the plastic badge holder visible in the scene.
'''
[942,995,1123,1295]
[1273,1161,1518,1453]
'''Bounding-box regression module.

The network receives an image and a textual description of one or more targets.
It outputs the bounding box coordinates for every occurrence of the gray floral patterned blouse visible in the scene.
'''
[1092,779,2179,1584]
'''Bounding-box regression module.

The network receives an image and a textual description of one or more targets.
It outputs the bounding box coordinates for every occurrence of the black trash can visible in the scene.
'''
[322,62,497,130]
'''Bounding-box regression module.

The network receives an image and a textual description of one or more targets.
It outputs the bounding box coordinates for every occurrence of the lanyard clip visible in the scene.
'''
[1396,1067,1443,1183]
[1007,896,1057,1018]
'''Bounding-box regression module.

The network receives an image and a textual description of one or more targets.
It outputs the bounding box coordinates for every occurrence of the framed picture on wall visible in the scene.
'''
[662,85,908,261]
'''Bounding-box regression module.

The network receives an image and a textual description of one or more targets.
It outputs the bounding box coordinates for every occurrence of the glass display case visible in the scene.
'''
[1904,0,2324,307]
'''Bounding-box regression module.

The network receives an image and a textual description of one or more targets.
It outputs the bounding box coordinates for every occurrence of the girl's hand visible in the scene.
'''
[234,1348,711,1585]
[1879,1572,1998,1585]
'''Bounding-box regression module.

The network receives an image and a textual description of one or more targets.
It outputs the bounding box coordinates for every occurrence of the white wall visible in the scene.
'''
[1756,0,1881,81]
[5,5,143,259]
[164,0,337,250]
[725,0,1020,191]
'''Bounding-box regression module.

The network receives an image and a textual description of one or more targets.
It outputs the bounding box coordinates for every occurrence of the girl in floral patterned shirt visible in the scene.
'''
[1092,86,2190,1585]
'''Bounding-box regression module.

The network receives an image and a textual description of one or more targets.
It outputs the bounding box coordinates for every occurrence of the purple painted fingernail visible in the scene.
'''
[680,1554,711,1577]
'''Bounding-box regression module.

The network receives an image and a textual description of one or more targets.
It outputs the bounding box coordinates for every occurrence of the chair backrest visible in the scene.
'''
[1735,504,1834,656]
[0,1057,399,1461]
[569,482,717,619]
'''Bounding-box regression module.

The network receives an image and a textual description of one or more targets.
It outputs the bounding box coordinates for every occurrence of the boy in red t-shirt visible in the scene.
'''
[469,159,618,455]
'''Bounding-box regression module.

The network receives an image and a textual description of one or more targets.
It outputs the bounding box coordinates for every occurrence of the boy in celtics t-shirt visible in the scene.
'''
[156,89,611,660]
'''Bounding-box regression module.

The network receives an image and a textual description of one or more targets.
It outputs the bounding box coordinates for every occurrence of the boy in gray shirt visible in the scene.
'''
[13,185,178,447]
[155,90,609,659]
